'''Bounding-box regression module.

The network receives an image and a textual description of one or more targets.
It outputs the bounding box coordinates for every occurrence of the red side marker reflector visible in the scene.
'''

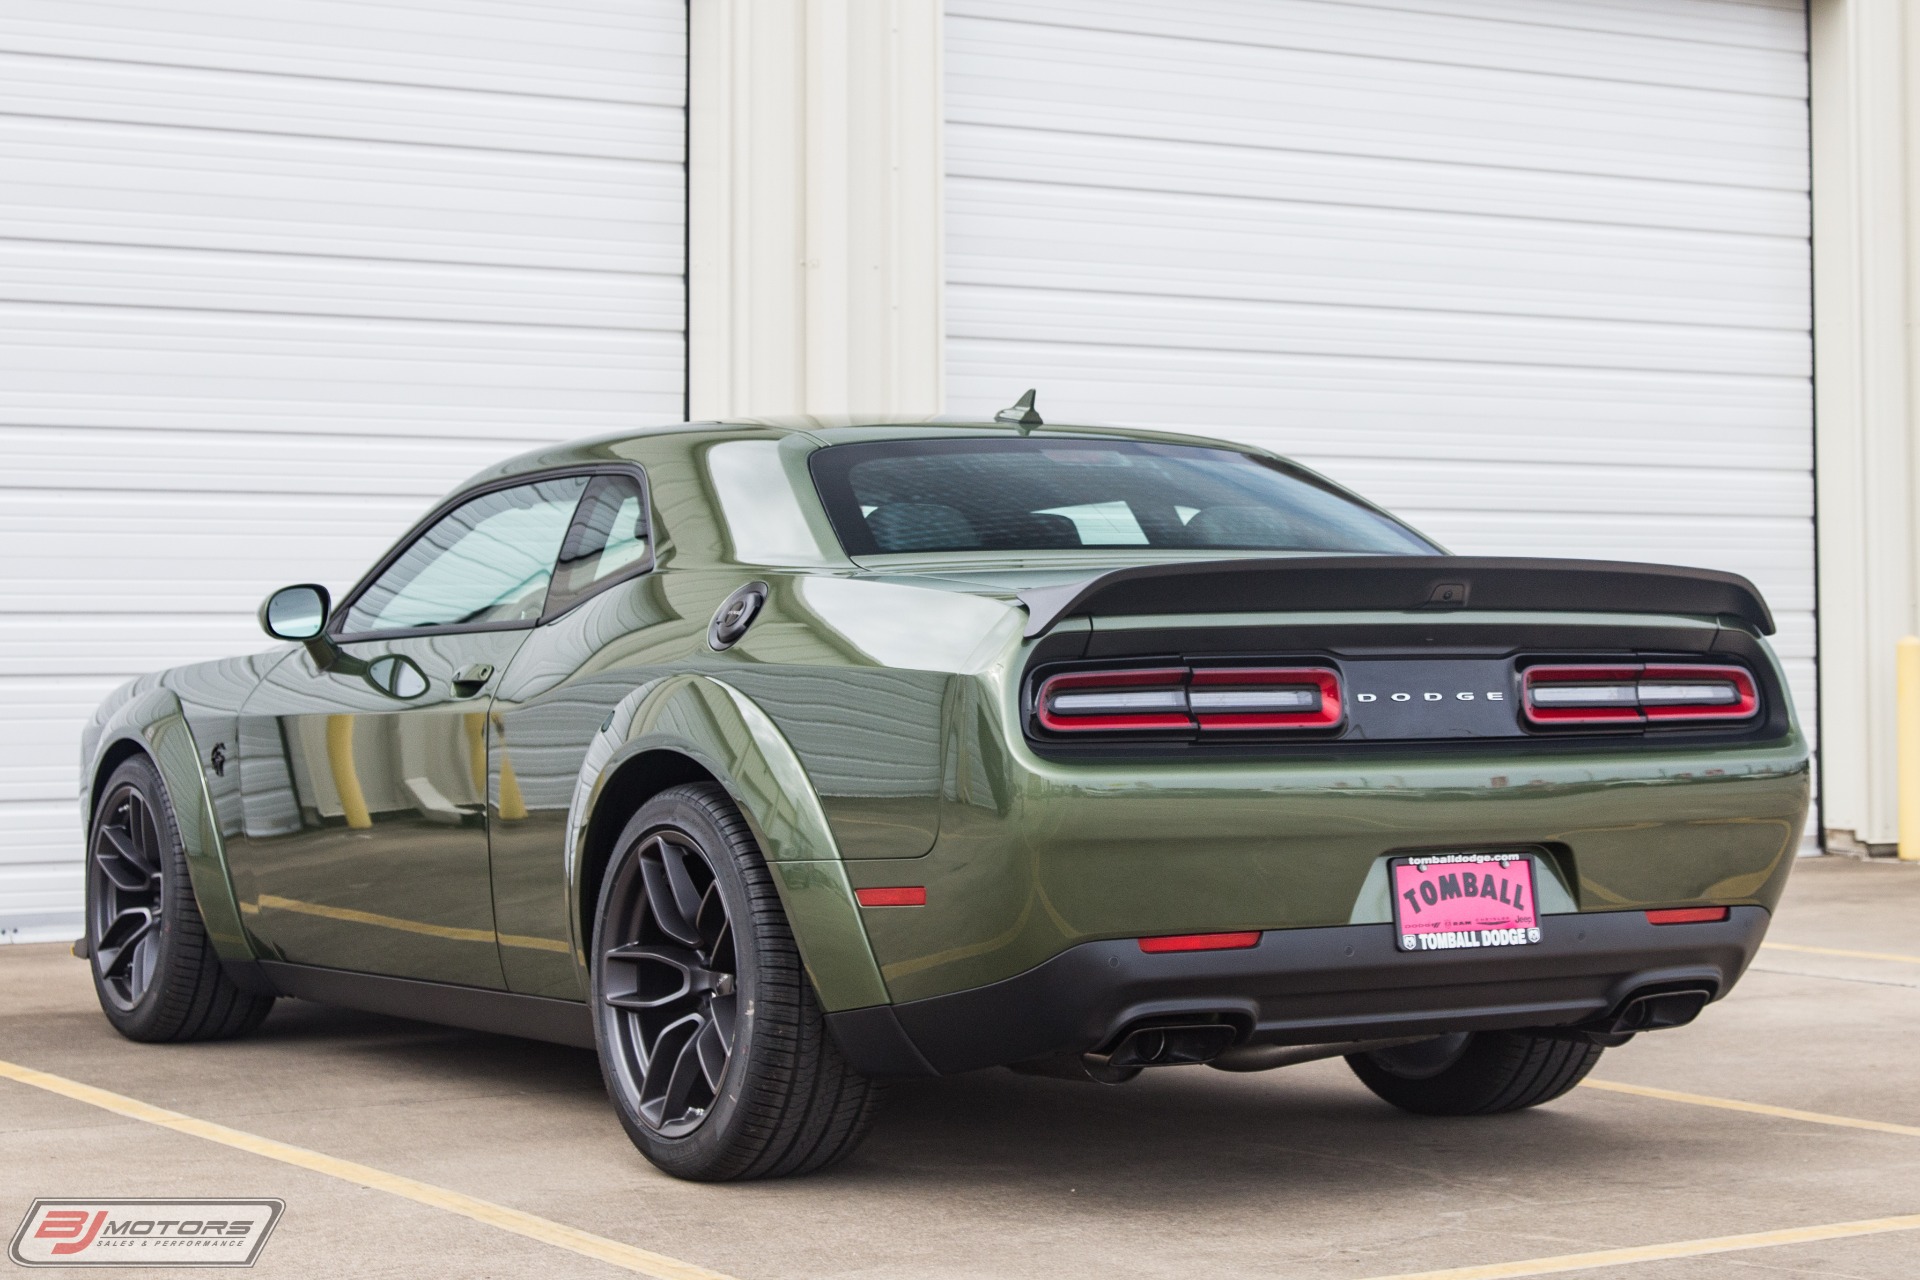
[1645,906,1729,925]
[1138,931,1261,954]
[855,886,925,908]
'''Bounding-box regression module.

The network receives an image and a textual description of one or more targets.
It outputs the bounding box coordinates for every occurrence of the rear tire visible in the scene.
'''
[1346,1031,1602,1115]
[86,755,275,1043]
[591,783,882,1181]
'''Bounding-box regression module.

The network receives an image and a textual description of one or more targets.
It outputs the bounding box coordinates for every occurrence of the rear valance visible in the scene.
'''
[1016,557,1774,639]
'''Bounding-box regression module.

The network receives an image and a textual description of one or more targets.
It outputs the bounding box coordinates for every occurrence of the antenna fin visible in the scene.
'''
[994,389,1043,433]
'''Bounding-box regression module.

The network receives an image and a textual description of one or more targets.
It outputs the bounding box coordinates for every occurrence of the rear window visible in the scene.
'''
[808,437,1437,557]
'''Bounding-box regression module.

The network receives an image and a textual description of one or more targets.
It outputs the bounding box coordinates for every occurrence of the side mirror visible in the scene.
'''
[261,584,331,641]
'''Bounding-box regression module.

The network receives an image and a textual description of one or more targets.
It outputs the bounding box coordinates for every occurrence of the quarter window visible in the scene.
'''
[340,477,590,635]
[546,472,652,614]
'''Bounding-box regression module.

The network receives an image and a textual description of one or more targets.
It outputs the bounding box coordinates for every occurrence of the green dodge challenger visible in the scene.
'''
[79,399,1809,1180]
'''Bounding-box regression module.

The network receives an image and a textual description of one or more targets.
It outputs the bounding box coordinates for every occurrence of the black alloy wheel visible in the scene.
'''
[90,779,167,1011]
[591,783,882,1181]
[598,828,740,1138]
[85,755,275,1042]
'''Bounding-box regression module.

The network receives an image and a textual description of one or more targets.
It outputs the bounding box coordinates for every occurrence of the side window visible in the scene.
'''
[546,472,652,614]
[340,476,591,635]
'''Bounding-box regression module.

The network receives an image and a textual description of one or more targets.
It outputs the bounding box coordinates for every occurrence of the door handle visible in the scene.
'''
[451,662,495,698]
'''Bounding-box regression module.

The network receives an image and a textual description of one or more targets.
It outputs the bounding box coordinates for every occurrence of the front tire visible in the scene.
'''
[1346,1030,1602,1116]
[591,783,882,1181]
[86,755,274,1042]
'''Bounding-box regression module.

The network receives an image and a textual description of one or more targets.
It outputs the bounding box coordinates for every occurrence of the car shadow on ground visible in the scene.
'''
[217,1000,1654,1213]
[828,1068,1650,1210]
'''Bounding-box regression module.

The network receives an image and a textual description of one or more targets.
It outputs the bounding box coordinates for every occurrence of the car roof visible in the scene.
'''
[466,414,1269,487]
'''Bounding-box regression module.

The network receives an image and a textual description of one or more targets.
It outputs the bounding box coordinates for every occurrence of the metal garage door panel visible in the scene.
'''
[0,1,686,940]
[946,0,1814,836]
[0,0,683,101]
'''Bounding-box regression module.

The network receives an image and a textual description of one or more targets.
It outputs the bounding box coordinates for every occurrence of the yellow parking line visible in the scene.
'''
[1580,1078,1920,1138]
[1355,1212,1920,1280]
[0,1058,735,1280]
[1763,940,1920,965]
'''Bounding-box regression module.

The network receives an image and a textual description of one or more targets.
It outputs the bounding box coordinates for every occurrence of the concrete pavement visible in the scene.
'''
[3,856,1918,1279]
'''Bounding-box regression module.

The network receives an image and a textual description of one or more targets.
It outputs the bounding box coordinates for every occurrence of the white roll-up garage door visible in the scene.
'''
[946,0,1814,829]
[0,1,687,940]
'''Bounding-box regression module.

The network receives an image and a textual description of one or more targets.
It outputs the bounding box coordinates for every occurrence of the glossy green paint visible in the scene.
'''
[81,416,1813,1021]
[847,606,1809,1003]
[547,674,889,1011]
[223,631,529,987]
[80,664,275,961]
[483,427,988,1009]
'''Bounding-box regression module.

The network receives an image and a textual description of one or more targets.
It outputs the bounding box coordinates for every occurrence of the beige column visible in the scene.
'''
[688,0,944,420]
[1810,0,1920,850]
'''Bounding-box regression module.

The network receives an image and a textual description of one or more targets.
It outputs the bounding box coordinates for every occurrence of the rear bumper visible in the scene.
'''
[826,906,1767,1077]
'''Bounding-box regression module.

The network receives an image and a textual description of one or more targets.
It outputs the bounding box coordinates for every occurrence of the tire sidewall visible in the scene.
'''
[87,756,191,1039]
[1347,1030,1602,1115]
[590,787,769,1179]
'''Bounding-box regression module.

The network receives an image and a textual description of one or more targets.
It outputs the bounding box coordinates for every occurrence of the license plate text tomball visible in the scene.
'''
[1391,854,1541,953]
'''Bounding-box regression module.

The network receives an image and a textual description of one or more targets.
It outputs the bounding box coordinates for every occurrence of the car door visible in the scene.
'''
[483,467,683,996]
[228,474,592,988]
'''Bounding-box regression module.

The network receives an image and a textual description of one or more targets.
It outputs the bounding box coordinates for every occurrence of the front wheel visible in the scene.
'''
[86,755,274,1042]
[1346,1030,1603,1116]
[590,783,882,1181]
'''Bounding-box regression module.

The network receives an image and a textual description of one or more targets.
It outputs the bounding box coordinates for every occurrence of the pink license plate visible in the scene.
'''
[1391,854,1541,953]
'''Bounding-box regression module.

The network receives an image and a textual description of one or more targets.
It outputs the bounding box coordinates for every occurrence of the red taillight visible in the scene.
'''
[1646,906,1730,925]
[1138,931,1262,953]
[1035,666,1343,735]
[855,887,926,907]
[1523,663,1757,728]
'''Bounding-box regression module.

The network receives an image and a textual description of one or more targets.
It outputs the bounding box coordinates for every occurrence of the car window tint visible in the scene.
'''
[341,477,590,634]
[546,473,652,613]
[1037,501,1149,546]
[808,438,1438,557]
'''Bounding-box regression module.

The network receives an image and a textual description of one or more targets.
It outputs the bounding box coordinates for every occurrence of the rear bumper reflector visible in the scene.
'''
[856,887,926,907]
[1645,906,1730,925]
[1138,931,1262,954]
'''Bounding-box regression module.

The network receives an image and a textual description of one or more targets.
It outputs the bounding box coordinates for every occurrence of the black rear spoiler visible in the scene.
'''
[1016,556,1774,639]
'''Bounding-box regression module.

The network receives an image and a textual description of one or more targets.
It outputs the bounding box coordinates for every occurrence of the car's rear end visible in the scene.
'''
[802,430,1810,1091]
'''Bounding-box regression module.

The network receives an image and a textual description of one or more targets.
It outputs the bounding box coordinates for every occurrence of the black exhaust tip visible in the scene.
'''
[1104,1021,1239,1070]
[1553,984,1716,1047]
[1612,987,1712,1033]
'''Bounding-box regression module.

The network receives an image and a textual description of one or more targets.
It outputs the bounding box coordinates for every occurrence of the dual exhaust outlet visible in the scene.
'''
[1018,984,1715,1084]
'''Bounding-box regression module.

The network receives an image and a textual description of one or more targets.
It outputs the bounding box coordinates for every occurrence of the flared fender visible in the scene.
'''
[563,673,890,1012]
[82,683,254,961]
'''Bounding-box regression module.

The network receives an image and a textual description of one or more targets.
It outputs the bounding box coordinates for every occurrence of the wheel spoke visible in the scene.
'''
[129,929,160,995]
[659,1016,710,1119]
[96,908,157,980]
[637,1012,703,1123]
[694,1011,731,1090]
[602,942,704,1010]
[127,793,160,865]
[658,838,707,939]
[640,838,703,947]
[95,826,154,892]
[708,991,737,1044]
[695,882,726,951]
